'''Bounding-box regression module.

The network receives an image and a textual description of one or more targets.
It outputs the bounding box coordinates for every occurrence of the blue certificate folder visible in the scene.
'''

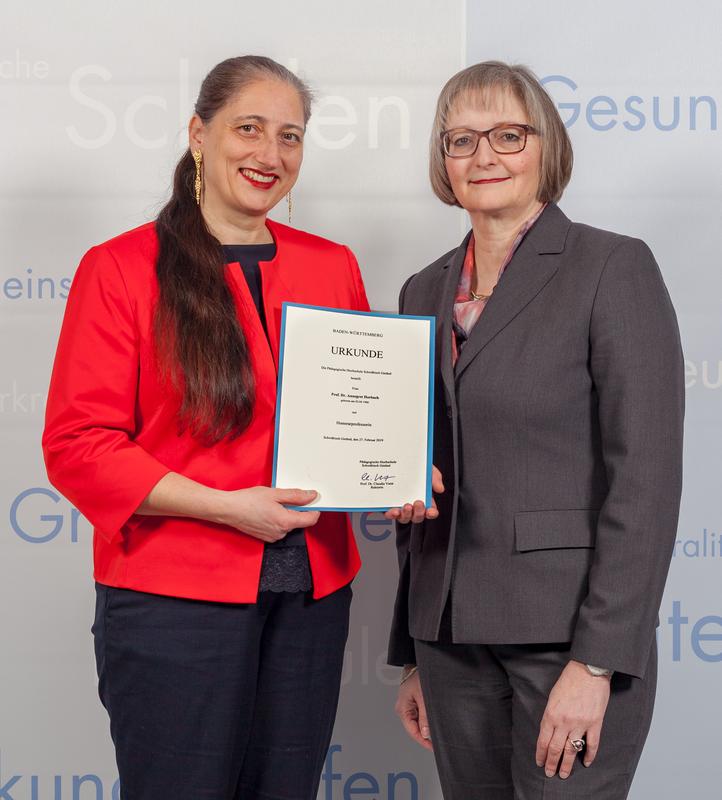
[272,302,436,512]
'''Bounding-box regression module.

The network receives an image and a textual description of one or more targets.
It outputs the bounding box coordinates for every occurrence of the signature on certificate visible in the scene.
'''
[361,472,397,485]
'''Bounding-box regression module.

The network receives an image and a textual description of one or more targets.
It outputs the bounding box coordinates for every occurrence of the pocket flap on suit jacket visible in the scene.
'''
[514,509,599,552]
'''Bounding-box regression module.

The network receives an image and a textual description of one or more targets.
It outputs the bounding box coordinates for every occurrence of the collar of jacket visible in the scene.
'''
[437,202,572,395]
[221,219,303,371]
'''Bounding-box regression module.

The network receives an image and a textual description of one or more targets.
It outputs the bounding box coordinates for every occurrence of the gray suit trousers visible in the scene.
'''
[416,629,656,800]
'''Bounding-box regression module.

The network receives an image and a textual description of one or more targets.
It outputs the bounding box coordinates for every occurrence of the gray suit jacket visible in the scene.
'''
[387,203,684,678]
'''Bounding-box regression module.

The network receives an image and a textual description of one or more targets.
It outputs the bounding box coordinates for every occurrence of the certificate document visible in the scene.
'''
[272,303,435,511]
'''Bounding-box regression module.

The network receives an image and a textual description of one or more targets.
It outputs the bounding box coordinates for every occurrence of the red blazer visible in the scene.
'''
[43,220,370,602]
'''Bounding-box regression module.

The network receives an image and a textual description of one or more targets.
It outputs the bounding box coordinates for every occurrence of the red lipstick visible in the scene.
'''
[239,168,279,190]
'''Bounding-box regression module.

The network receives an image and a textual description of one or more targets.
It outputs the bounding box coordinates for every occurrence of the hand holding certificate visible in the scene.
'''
[272,303,435,511]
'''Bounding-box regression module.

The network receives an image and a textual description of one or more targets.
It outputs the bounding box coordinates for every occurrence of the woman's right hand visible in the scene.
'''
[384,465,445,525]
[395,668,433,751]
[218,487,321,543]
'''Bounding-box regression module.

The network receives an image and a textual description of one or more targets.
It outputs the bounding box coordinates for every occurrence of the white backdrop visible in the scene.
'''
[2,1,720,797]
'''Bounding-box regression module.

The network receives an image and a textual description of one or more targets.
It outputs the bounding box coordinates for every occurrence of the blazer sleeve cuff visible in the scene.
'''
[387,548,416,667]
[387,636,417,668]
[569,626,655,679]
[94,456,172,541]
[46,447,171,544]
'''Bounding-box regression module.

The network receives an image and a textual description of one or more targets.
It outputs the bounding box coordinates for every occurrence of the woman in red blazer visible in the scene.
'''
[43,56,369,800]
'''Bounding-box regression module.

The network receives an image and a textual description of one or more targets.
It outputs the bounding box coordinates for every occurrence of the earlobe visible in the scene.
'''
[188,114,204,150]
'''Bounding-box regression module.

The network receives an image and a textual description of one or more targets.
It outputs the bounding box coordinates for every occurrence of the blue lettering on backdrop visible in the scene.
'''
[344,772,379,798]
[540,75,718,132]
[673,528,722,558]
[321,744,418,800]
[623,97,646,131]
[10,488,83,544]
[586,95,617,131]
[665,601,722,663]
[0,748,413,800]
[0,774,20,800]
[73,774,104,798]
[8,494,390,546]
[541,74,580,126]
[2,270,72,300]
[0,764,120,800]
[357,512,392,542]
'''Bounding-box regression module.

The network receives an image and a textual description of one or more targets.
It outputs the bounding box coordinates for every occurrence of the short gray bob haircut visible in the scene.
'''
[429,61,573,206]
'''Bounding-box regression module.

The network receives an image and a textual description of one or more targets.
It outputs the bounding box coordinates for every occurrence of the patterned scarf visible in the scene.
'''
[452,204,546,365]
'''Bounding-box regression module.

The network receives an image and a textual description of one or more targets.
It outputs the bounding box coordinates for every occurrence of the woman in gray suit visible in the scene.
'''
[386,61,684,800]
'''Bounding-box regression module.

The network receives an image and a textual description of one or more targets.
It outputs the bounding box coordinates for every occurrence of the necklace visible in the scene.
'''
[469,287,493,301]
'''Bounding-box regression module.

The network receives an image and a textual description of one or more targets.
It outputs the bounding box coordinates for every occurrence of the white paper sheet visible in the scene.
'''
[272,303,434,511]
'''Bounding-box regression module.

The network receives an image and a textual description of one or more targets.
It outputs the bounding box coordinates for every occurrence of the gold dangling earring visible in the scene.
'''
[286,191,292,224]
[192,150,202,205]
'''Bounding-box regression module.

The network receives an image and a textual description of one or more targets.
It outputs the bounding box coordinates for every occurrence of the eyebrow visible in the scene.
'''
[229,114,304,132]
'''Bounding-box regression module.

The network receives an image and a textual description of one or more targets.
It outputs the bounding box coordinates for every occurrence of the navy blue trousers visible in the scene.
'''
[92,583,351,800]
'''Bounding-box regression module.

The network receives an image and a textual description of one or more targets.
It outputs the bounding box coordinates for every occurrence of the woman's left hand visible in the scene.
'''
[535,659,611,780]
[384,466,445,524]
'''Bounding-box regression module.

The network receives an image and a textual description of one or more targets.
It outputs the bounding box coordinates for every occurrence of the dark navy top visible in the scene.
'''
[222,243,311,592]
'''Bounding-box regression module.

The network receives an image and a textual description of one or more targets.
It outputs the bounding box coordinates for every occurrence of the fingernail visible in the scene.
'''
[536,761,543,768]
[559,772,569,780]
[583,760,590,768]
[545,770,554,778]
[304,490,317,497]
[421,727,430,738]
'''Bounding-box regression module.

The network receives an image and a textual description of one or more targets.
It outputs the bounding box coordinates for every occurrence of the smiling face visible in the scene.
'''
[189,78,306,229]
[444,88,542,221]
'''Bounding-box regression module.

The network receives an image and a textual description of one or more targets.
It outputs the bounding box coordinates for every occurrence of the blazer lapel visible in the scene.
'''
[259,220,295,371]
[453,204,571,381]
[436,232,471,407]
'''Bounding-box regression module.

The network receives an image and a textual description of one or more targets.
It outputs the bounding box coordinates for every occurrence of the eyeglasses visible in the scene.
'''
[441,124,538,157]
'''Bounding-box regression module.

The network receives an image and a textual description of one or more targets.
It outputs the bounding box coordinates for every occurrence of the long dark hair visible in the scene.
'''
[154,56,312,444]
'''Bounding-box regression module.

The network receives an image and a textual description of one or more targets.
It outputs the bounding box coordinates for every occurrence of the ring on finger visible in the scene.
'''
[568,737,585,753]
